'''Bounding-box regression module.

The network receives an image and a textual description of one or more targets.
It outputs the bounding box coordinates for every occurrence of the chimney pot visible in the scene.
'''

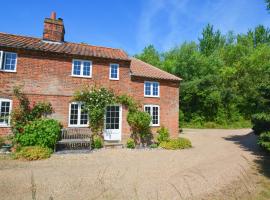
[51,12,56,20]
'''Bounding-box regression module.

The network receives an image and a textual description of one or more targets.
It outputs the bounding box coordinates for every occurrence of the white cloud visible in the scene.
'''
[136,0,270,53]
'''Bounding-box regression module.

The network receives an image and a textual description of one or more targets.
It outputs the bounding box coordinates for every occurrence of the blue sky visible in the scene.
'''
[0,0,269,55]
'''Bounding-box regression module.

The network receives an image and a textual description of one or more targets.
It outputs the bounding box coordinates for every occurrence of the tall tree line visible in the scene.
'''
[135,25,270,127]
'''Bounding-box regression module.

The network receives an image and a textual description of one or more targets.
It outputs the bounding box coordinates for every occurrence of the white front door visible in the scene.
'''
[104,105,122,141]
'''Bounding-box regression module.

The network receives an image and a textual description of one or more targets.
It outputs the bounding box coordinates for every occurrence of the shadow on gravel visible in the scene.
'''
[224,132,270,179]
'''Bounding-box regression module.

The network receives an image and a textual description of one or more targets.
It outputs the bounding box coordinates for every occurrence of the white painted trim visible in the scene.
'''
[71,59,92,78]
[68,102,89,128]
[0,51,3,69]
[144,104,160,127]
[42,40,62,45]
[144,81,160,98]
[0,98,12,127]
[0,51,17,72]
[109,63,119,80]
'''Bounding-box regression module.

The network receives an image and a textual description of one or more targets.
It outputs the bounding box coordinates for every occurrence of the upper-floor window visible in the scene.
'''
[0,51,17,72]
[144,81,159,97]
[72,59,92,78]
[144,105,160,126]
[110,63,119,80]
[0,98,12,127]
[69,102,88,127]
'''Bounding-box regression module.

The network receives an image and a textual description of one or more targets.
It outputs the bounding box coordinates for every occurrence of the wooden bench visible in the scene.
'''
[55,128,92,151]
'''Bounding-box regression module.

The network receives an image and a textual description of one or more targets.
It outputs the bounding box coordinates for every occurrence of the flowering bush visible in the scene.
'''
[74,87,115,135]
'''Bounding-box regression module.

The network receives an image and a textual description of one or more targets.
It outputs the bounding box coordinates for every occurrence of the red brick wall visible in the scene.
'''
[0,48,179,141]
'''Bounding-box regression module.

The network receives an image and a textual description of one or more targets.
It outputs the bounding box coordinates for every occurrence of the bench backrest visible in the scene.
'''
[61,128,92,140]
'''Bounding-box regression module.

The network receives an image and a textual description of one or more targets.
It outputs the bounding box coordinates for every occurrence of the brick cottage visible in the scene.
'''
[0,12,181,142]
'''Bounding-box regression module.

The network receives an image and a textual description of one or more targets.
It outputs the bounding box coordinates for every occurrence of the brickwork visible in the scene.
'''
[0,49,179,141]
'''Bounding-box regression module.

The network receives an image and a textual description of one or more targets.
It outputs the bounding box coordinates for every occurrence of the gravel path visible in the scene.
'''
[0,129,259,200]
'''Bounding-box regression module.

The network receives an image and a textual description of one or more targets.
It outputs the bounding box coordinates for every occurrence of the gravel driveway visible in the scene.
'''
[0,129,259,200]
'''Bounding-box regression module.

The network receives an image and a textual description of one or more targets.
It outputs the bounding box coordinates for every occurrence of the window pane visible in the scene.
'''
[73,60,81,75]
[144,82,151,95]
[3,52,17,71]
[83,61,91,76]
[153,83,159,96]
[110,64,118,79]
[144,106,151,115]
[0,101,10,124]
[152,106,159,125]
[80,104,88,125]
[70,104,79,125]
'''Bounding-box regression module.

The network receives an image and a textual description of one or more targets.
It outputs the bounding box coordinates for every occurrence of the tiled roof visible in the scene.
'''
[0,32,129,60]
[130,57,182,81]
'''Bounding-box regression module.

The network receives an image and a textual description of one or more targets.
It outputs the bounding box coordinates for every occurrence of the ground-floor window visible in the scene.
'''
[69,102,88,127]
[144,105,160,126]
[0,98,12,127]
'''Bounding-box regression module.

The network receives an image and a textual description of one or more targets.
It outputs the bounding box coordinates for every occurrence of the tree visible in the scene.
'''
[266,0,270,11]
[199,24,225,56]
[135,24,270,128]
[134,45,161,67]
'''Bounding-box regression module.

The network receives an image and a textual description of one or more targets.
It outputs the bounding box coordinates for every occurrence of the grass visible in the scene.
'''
[182,119,252,129]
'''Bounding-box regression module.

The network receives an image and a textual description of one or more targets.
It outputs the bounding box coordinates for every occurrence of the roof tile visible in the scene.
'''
[130,57,181,81]
[0,32,129,61]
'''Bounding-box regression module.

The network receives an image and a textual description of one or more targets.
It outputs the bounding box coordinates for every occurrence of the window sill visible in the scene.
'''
[0,125,11,128]
[70,75,92,79]
[109,78,119,81]
[150,124,160,127]
[0,70,16,73]
[144,95,160,98]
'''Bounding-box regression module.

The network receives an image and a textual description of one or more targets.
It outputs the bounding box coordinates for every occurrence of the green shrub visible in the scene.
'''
[14,146,52,161]
[92,135,103,149]
[126,138,135,149]
[157,126,170,143]
[159,138,192,150]
[252,113,270,134]
[16,119,61,149]
[258,131,270,152]
[127,111,152,144]
[204,122,218,128]
[149,143,158,148]
[11,87,53,135]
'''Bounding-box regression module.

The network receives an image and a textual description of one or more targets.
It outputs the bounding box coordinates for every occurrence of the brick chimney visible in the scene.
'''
[43,12,65,42]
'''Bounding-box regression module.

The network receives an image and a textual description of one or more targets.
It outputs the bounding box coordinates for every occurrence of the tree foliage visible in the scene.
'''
[135,24,270,128]
[266,0,270,11]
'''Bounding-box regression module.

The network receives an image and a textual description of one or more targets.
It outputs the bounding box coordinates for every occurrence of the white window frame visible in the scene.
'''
[0,51,17,73]
[144,81,160,97]
[109,63,119,80]
[68,102,89,127]
[71,59,92,78]
[0,98,12,127]
[144,104,160,127]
